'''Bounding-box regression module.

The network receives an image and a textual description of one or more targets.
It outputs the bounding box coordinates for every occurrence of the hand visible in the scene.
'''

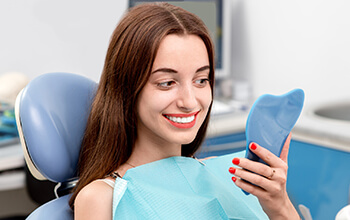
[228,133,300,219]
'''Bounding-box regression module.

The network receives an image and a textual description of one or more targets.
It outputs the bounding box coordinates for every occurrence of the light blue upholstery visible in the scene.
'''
[26,195,73,219]
[16,72,97,219]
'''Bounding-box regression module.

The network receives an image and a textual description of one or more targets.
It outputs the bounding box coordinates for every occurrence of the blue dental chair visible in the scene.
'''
[15,72,97,219]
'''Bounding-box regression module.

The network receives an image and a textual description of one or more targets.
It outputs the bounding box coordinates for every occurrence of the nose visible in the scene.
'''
[176,84,198,112]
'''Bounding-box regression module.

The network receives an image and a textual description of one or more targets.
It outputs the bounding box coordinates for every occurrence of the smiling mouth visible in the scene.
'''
[164,115,195,124]
[163,111,200,128]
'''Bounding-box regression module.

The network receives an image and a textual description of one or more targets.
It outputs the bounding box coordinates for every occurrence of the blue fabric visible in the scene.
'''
[112,151,268,220]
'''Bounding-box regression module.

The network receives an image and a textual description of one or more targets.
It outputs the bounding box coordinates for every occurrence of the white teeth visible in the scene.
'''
[166,115,195,124]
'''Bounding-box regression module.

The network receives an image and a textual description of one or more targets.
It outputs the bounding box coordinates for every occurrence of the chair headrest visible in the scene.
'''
[15,72,97,183]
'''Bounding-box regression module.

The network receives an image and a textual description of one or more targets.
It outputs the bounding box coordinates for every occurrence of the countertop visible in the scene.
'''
[294,109,350,153]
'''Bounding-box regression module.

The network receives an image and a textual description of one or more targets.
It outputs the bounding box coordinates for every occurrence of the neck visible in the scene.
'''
[127,137,182,167]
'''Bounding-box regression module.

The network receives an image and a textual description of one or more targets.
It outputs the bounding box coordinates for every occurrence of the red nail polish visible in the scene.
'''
[251,143,257,150]
[228,167,236,174]
[232,176,237,182]
[232,158,240,165]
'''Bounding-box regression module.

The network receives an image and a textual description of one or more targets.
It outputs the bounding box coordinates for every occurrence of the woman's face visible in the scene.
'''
[136,34,212,148]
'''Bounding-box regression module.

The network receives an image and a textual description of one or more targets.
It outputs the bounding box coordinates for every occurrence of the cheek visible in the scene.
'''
[138,89,173,116]
[199,87,213,110]
[149,93,173,114]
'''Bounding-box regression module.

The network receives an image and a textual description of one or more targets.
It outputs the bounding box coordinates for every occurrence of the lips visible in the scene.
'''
[163,111,199,129]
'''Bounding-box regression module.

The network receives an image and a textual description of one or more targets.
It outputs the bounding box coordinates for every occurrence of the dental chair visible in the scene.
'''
[15,72,97,219]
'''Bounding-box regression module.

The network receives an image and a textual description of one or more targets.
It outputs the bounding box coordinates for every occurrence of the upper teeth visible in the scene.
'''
[166,115,195,124]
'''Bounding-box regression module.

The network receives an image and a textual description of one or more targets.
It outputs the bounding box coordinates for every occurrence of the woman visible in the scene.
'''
[70,3,300,219]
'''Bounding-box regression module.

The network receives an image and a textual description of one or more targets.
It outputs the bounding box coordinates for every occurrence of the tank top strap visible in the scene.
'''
[94,178,115,188]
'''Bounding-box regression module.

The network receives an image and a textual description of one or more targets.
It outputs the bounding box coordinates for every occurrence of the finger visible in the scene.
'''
[231,157,275,180]
[279,133,292,163]
[232,175,267,198]
[231,167,276,192]
[248,143,284,168]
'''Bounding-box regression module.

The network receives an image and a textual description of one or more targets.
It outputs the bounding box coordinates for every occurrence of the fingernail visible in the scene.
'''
[250,143,257,150]
[232,158,240,165]
[228,167,236,174]
[232,176,237,182]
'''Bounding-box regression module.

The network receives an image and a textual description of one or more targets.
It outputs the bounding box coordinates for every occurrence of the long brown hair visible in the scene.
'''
[69,2,215,208]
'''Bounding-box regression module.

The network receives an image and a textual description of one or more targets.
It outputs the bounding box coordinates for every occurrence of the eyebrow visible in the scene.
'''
[151,65,210,74]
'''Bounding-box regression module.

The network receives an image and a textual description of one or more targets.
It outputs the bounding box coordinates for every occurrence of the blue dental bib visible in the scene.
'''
[112,152,268,220]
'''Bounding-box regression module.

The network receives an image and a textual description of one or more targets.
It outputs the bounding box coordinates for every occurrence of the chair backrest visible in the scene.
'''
[15,72,97,219]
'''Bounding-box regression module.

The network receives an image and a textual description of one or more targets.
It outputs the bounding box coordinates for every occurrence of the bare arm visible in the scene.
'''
[74,180,114,220]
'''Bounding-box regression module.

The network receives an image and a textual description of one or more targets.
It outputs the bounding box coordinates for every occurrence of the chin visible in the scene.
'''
[181,140,194,145]
[178,135,197,145]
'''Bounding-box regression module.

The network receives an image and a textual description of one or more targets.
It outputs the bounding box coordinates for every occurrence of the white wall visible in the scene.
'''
[0,0,128,82]
[239,1,350,105]
[1,0,350,106]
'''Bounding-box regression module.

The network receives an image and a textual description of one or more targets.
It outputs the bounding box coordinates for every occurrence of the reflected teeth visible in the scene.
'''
[166,115,195,124]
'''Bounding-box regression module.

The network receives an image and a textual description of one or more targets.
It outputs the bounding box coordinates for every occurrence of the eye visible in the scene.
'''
[157,81,176,89]
[194,78,209,87]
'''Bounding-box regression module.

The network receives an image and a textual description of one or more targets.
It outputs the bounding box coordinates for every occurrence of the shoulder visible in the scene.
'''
[77,179,115,200]
[74,179,115,220]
